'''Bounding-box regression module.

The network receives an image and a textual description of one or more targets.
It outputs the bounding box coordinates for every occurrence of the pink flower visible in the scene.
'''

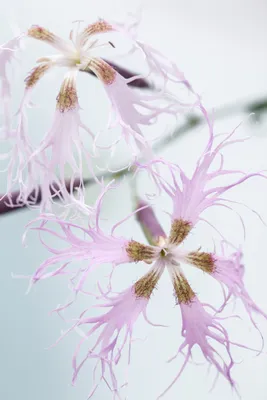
[1,21,114,209]
[1,20,190,210]
[31,188,267,397]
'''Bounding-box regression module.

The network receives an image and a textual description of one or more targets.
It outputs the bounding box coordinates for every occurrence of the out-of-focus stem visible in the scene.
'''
[1,95,267,215]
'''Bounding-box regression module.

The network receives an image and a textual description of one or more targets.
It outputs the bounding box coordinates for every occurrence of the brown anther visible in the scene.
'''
[87,58,116,85]
[169,219,192,246]
[25,63,51,89]
[134,270,160,299]
[126,240,156,263]
[28,25,56,43]
[56,78,78,113]
[82,20,113,40]
[172,272,195,304]
[187,251,215,274]
[37,57,51,63]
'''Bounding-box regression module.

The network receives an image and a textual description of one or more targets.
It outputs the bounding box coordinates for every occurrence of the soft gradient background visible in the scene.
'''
[1,1,267,399]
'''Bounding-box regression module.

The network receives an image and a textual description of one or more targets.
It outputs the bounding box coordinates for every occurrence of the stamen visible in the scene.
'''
[134,270,161,299]
[80,20,113,45]
[126,240,157,263]
[169,219,192,246]
[187,251,215,273]
[172,271,195,304]
[28,25,56,43]
[37,57,52,63]
[85,58,116,85]
[25,63,51,89]
[56,77,78,113]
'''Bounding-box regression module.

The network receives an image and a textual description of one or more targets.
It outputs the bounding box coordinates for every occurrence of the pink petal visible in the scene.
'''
[0,35,23,138]
[158,297,237,398]
[94,65,183,161]
[71,286,149,396]
[156,117,266,227]
[212,247,267,346]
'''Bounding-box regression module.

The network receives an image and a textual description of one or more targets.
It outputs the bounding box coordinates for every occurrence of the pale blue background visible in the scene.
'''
[1,1,267,399]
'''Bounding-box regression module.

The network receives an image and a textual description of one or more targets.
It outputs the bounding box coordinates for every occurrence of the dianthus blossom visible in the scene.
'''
[27,117,267,397]
[0,19,193,212]
[3,12,267,400]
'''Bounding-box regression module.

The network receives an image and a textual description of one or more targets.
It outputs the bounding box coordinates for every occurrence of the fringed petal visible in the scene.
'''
[155,115,266,227]
[157,296,237,399]
[211,246,267,345]
[0,35,23,138]
[68,259,164,397]
[27,215,132,293]
[88,58,184,162]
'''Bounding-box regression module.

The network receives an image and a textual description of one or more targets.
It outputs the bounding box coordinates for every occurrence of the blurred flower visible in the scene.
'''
[0,19,191,211]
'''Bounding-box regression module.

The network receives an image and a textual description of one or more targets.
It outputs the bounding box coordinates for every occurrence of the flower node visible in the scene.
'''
[172,272,195,304]
[126,240,156,263]
[56,79,78,112]
[169,219,192,245]
[134,270,160,298]
[25,64,50,89]
[87,58,116,85]
[28,25,55,43]
[187,251,215,273]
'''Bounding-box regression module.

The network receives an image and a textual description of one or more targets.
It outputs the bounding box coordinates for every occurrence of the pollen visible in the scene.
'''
[172,272,195,304]
[28,25,56,43]
[134,270,160,299]
[169,219,192,246]
[87,58,116,85]
[81,20,113,44]
[187,251,215,273]
[56,78,78,113]
[25,63,50,89]
[126,240,157,263]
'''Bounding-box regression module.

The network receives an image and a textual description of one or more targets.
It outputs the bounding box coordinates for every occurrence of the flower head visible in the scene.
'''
[27,21,114,72]
[1,19,192,212]
[30,181,267,398]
